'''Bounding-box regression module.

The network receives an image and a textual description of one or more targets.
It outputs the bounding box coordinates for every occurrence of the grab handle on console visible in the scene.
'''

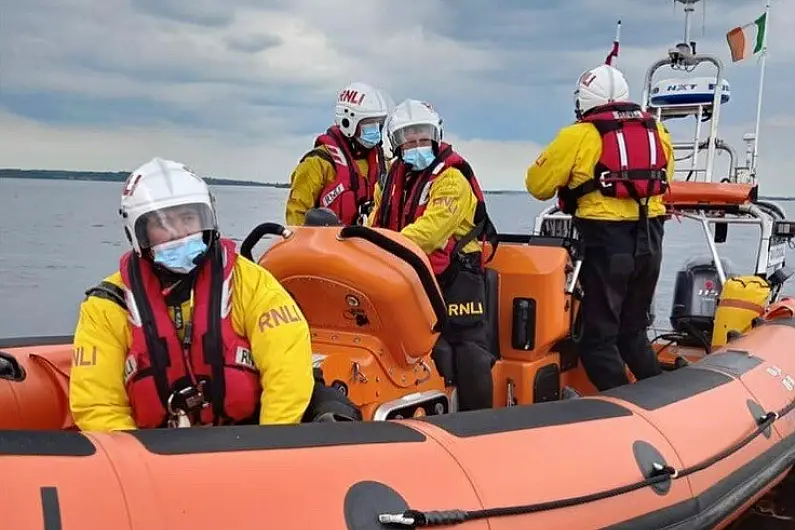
[240,222,291,261]
[338,225,448,334]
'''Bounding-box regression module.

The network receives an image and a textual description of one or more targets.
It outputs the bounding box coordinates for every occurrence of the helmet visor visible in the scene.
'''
[358,116,386,129]
[134,202,216,250]
[390,123,440,150]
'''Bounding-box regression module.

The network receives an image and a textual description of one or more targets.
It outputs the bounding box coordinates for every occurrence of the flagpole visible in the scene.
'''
[752,0,771,171]
[605,20,621,65]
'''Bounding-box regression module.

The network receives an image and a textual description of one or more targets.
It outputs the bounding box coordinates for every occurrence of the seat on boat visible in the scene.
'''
[426,265,501,405]
[304,207,342,227]
[301,367,363,423]
[484,266,501,359]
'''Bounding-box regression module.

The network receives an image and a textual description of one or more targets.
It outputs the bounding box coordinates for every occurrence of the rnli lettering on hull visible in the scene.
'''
[258,304,303,331]
[767,365,795,429]
[448,302,484,317]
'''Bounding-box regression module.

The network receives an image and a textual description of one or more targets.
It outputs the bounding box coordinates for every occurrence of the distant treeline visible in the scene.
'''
[0,169,290,188]
[1,169,793,198]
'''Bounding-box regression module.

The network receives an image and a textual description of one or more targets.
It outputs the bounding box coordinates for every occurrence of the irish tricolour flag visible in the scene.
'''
[726,12,767,62]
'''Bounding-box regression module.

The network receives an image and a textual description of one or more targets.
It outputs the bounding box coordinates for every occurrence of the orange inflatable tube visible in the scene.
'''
[664,180,756,208]
[0,320,794,529]
[0,339,75,430]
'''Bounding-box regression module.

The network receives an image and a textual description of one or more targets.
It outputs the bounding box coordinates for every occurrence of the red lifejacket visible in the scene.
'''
[119,238,261,428]
[372,143,497,277]
[558,102,669,216]
[303,125,385,226]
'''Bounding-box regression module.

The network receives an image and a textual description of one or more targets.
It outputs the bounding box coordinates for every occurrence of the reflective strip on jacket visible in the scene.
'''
[525,119,675,220]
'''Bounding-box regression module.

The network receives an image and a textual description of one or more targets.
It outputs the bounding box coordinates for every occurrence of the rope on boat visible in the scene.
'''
[378,399,795,527]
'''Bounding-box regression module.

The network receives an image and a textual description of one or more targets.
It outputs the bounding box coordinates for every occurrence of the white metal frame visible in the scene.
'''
[533,202,788,289]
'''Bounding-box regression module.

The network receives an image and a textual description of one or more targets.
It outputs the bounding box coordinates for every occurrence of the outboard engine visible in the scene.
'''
[669,257,734,348]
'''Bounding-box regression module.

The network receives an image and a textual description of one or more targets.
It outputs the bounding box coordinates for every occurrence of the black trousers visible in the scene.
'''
[575,217,665,391]
[431,253,496,412]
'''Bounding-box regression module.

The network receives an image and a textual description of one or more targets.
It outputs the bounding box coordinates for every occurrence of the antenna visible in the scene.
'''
[646,0,726,183]
[681,0,695,43]
[673,0,704,58]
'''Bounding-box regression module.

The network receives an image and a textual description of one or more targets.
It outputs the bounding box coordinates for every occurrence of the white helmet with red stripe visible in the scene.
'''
[119,157,218,256]
[334,82,392,145]
[574,64,630,118]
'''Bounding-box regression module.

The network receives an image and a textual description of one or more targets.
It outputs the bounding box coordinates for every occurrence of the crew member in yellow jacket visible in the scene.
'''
[370,99,499,412]
[526,64,675,392]
[285,82,393,226]
[69,157,315,431]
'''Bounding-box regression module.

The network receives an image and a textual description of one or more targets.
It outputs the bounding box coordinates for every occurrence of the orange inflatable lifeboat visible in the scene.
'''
[1,218,794,529]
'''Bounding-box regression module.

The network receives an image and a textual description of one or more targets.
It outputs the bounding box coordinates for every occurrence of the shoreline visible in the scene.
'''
[1,170,793,199]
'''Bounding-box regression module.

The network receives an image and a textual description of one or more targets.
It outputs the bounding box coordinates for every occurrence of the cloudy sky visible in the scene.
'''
[2,0,793,192]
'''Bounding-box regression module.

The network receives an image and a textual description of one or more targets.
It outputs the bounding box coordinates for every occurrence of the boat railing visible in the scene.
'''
[672,141,739,182]
[532,199,793,299]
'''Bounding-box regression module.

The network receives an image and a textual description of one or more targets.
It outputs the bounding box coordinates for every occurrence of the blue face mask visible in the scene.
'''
[402,146,436,171]
[357,123,381,149]
[151,232,207,274]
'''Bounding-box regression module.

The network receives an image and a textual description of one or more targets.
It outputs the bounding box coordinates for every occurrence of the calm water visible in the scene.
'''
[1,177,794,339]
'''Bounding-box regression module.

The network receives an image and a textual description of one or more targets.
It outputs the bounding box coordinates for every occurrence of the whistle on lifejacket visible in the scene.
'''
[168,409,191,429]
[357,201,373,227]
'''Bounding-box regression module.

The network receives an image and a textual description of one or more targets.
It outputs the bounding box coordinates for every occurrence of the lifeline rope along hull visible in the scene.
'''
[1,319,793,529]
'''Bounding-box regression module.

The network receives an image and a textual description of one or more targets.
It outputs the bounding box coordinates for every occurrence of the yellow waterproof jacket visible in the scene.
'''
[285,145,372,225]
[525,119,675,220]
[369,166,481,256]
[69,254,315,432]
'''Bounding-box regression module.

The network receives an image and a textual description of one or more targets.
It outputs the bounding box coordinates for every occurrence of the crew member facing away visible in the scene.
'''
[69,157,315,431]
[285,82,393,227]
[370,99,499,412]
[526,64,674,391]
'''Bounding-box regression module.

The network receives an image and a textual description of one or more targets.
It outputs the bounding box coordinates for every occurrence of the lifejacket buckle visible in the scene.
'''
[166,385,208,428]
[597,170,613,190]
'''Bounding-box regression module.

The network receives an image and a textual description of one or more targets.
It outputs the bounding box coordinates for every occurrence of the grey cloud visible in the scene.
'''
[225,34,284,54]
[130,0,236,27]
[2,0,793,152]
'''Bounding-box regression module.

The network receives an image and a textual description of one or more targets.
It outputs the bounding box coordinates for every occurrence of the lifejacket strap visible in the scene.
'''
[127,253,173,412]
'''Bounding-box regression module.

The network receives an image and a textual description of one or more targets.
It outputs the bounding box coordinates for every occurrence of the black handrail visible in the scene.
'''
[239,222,288,261]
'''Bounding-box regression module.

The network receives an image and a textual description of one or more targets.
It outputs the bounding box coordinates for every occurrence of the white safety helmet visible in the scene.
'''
[334,81,391,139]
[119,157,219,256]
[385,99,443,153]
[574,64,630,118]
